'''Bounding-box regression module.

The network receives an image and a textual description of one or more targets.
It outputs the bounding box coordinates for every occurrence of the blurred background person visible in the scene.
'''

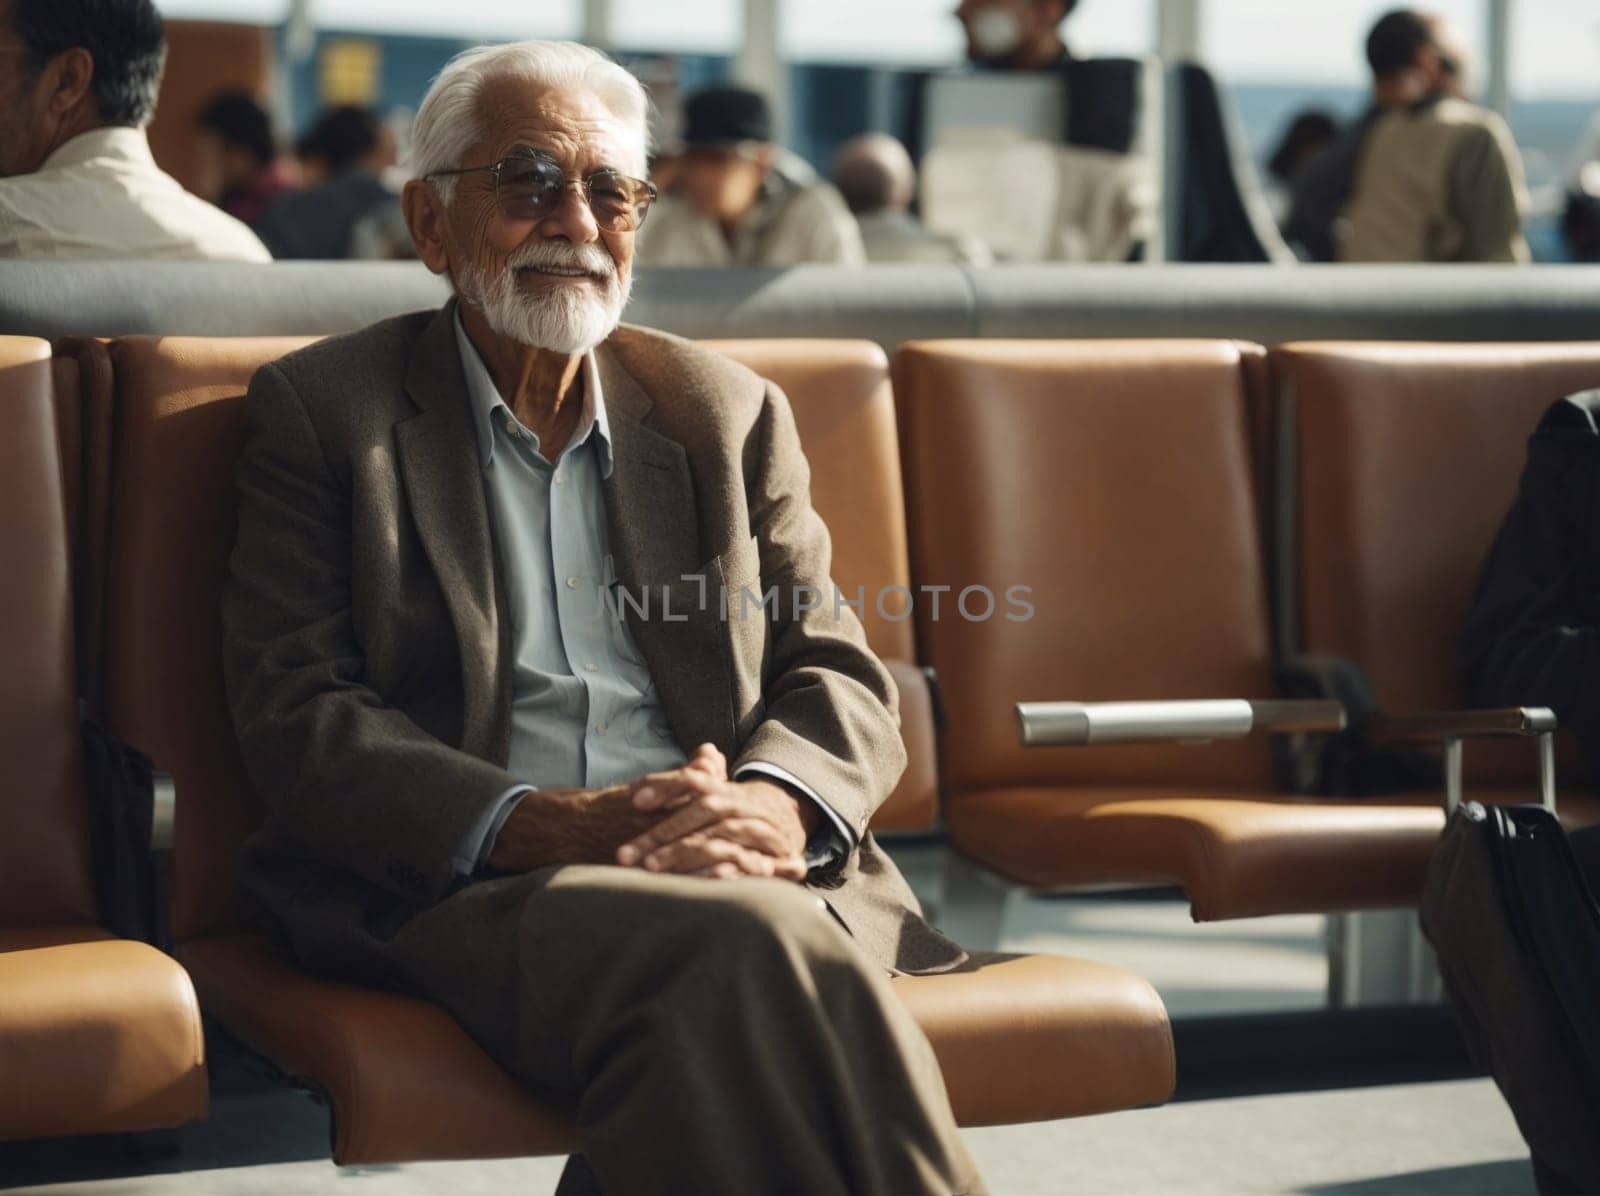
[1285,10,1471,261]
[1338,8,1530,263]
[634,85,864,267]
[193,91,296,227]
[255,104,409,259]
[956,0,1076,70]
[921,0,1154,261]
[832,132,989,265]
[0,0,270,260]
[1263,109,1338,226]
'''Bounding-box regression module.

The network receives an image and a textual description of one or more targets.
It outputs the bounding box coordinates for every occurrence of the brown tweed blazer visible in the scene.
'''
[222,302,966,979]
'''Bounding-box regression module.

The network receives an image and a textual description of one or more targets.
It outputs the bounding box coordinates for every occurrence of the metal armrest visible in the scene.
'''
[1365,707,1558,816]
[1016,698,1346,747]
[152,770,176,854]
[1366,707,1557,743]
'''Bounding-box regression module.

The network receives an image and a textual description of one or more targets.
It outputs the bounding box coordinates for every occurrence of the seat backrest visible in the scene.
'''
[1280,341,1600,783]
[102,336,316,940]
[1174,63,1295,265]
[702,339,932,830]
[895,339,1281,799]
[0,336,97,927]
[700,340,915,664]
[52,338,115,715]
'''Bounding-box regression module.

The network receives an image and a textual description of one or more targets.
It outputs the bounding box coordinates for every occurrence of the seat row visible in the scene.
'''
[4,328,1595,1160]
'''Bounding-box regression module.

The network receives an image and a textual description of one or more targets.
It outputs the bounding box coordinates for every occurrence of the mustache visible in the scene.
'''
[507,240,617,278]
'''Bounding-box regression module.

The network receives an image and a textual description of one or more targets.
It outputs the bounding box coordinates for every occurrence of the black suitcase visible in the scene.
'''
[1420,802,1600,1194]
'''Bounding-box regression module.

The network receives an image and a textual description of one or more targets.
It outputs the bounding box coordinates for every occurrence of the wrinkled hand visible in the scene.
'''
[484,782,636,872]
[616,768,811,881]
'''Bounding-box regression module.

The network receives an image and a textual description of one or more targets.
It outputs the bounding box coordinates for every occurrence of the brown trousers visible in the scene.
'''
[380,865,986,1195]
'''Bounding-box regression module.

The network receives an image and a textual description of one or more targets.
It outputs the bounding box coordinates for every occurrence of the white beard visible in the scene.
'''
[456,241,630,355]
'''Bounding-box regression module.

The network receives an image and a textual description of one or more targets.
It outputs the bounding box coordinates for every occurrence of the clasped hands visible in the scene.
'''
[485,743,819,881]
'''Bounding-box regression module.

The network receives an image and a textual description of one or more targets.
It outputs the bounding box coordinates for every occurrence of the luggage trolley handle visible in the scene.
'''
[1366,707,1559,817]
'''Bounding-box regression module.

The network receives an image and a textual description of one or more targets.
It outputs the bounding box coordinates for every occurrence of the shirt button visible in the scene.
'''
[553,475,565,486]
[595,722,609,735]
[585,661,598,672]
[566,576,581,589]
[506,424,521,440]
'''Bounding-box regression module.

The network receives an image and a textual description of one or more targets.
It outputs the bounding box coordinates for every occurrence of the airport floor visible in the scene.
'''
[0,841,1537,1196]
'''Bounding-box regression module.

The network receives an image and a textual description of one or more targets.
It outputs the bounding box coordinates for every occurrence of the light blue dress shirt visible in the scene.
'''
[448,313,850,878]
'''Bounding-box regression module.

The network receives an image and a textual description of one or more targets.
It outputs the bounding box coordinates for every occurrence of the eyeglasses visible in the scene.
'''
[428,149,657,232]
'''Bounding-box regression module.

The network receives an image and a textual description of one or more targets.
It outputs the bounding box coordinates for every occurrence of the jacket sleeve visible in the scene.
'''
[1462,396,1600,769]
[1449,116,1530,264]
[727,381,906,859]
[221,361,522,905]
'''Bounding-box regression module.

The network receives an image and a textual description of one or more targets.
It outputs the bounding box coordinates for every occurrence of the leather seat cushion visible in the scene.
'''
[0,925,208,1140]
[946,788,1451,919]
[948,786,1600,921]
[179,933,1174,1164]
[893,951,1174,1127]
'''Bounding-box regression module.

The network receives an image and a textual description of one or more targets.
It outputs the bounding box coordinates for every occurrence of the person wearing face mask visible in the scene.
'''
[634,85,864,267]
[1335,8,1529,263]
[916,0,1153,262]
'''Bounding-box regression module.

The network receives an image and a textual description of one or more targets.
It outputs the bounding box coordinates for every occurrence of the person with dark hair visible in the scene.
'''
[255,104,409,259]
[1338,9,1528,262]
[1283,9,1525,263]
[832,132,988,264]
[1267,110,1340,191]
[1265,109,1339,227]
[634,86,863,267]
[194,91,296,225]
[0,0,270,259]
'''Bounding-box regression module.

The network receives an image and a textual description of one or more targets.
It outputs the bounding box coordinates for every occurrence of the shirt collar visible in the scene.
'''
[39,126,156,173]
[453,307,613,478]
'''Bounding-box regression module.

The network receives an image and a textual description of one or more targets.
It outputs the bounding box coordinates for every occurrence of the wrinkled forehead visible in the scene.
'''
[470,75,646,177]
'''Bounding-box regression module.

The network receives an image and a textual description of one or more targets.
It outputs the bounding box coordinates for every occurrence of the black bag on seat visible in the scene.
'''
[1420,803,1600,1194]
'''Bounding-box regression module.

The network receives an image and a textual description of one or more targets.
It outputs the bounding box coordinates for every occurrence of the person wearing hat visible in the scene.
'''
[635,85,864,267]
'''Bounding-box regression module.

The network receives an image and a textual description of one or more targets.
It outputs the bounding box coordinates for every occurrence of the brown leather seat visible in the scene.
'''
[52,337,115,715]
[895,339,1476,919]
[702,339,934,830]
[99,334,1174,1164]
[0,335,207,1142]
[1279,340,1600,833]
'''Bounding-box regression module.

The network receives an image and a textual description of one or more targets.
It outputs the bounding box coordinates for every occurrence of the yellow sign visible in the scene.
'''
[320,38,380,106]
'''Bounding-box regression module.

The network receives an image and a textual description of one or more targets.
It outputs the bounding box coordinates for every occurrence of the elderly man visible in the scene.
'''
[223,40,983,1196]
[0,0,269,260]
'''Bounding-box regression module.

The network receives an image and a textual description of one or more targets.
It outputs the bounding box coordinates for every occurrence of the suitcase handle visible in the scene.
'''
[1368,707,1558,817]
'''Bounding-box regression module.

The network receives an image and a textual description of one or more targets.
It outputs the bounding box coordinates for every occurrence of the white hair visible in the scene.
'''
[412,40,650,204]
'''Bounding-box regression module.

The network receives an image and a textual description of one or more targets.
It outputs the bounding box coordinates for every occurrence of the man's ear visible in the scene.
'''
[44,47,95,119]
[402,179,451,275]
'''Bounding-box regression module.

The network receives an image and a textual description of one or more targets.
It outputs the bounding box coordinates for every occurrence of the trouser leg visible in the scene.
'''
[388,865,985,1196]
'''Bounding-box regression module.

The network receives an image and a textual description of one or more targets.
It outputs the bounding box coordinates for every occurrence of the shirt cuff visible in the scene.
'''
[453,784,534,880]
[734,761,853,871]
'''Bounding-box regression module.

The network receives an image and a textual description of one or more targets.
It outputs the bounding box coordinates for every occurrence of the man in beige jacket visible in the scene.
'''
[222,39,981,1196]
[1339,8,1529,264]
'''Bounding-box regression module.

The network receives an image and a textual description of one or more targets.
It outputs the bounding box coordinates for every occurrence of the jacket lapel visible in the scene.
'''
[596,342,735,754]
[395,303,507,762]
